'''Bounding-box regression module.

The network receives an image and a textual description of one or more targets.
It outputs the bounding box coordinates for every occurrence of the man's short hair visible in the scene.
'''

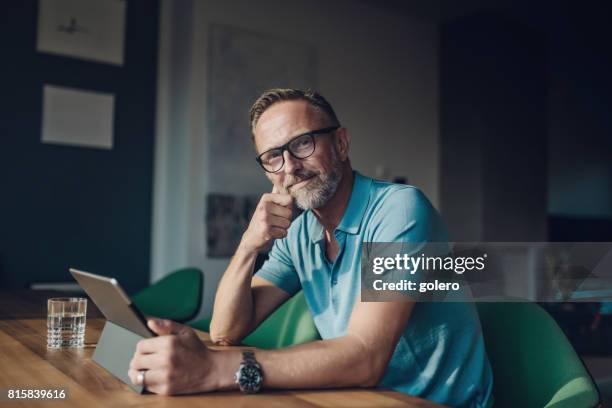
[249,88,340,137]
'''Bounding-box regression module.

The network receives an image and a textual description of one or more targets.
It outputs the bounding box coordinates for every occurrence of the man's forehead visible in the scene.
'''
[254,100,324,152]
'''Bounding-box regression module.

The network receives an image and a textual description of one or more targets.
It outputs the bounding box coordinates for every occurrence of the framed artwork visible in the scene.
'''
[37,0,126,65]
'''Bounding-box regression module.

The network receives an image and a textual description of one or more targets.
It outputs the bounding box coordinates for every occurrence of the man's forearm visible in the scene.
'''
[209,245,258,344]
[215,334,387,391]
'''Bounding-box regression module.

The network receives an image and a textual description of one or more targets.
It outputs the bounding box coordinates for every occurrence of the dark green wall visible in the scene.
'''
[0,1,159,293]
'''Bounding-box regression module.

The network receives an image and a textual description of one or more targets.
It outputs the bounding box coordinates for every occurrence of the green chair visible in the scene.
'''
[476,301,601,408]
[190,290,321,349]
[132,267,203,322]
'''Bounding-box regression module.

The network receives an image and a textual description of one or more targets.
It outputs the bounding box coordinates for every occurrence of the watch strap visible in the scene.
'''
[242,350,258,365]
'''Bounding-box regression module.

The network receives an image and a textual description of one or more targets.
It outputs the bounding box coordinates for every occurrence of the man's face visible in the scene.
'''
[253,100,346,210]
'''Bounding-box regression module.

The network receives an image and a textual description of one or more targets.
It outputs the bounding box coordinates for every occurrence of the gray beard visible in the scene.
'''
[289,156,343,211]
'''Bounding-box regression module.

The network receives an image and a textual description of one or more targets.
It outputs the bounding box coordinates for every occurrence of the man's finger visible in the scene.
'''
[135,336,174,354]
[130,350,166,371]
[147,319,201,348]
[267,214,291,229]
[128,368,139,385]
[128,368,167,393]
[265,203,292,220]
[266,193,293,208]
[136,368,164,394]
[269,226,288,239]
[272,183,291,195]
[147,319,190,336]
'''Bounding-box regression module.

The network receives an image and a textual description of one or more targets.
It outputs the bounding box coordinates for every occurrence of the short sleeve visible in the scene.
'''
[255,237,301,296]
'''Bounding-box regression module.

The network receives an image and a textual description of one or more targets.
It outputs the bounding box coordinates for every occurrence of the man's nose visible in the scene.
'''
[283,150,301,175]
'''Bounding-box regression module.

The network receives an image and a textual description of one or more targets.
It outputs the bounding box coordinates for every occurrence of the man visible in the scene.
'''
[129,89,493,407]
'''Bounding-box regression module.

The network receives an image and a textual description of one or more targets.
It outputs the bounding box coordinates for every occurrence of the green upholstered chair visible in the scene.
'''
[132,267,203,322]
[476,301,600,408]
[190,290,320,349]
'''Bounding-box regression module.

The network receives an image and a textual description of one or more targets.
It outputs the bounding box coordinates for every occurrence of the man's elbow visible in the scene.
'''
[360,356,388,387]
[348,337,390,387]
[209,330,241,346]
[209,322,242,346]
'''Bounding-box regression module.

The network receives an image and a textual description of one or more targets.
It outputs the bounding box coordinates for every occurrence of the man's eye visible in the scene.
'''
[293,137,312,149]
[262,150,281,163]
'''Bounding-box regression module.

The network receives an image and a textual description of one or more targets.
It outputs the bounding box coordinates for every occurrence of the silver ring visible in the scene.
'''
[137,370,146,388]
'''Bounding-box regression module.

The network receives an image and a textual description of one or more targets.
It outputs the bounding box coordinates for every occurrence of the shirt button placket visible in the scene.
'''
[330,231,344,310]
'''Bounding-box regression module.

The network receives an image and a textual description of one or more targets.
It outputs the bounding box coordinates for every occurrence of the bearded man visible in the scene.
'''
[128,89,493,408]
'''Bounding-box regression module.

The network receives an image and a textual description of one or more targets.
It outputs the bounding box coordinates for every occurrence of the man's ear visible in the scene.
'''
[334,127,350,161]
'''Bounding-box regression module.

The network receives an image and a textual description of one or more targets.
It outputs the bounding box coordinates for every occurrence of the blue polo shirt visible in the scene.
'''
[255,171,493,407]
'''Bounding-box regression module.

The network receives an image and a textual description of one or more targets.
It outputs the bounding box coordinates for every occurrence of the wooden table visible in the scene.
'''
[0,290,443,407]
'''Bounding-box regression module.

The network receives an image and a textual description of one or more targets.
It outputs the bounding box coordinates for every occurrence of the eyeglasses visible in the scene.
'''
[255,126,339,173]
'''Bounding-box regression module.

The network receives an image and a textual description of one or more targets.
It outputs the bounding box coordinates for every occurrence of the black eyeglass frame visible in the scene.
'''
[255,126,340,173]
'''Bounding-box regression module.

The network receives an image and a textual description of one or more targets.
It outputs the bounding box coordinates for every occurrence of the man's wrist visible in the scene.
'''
[236,238,260,259]
[210,350,243,391]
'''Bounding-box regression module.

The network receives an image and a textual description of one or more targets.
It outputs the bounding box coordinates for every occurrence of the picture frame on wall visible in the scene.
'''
[37,0,126,66]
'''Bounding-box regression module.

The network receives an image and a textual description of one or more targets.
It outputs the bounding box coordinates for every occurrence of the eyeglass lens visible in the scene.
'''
[260,134,315,172]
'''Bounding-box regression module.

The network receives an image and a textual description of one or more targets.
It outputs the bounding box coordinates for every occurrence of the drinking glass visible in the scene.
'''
[47,297,87,349]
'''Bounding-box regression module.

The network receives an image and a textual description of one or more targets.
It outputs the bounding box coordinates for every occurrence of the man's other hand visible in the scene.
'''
[129,319,222,395]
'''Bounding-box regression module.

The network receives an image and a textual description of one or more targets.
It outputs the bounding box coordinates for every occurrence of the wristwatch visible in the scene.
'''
[234,351,264,394]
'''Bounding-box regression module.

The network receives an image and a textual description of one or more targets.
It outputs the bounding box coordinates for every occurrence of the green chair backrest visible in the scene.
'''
[242,291,320,349]
[132,267,203,322]
[190,291,320,349]
[476,302,600,408]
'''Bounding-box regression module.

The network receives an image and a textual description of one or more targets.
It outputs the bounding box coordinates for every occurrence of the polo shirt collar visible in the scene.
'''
[308,171,372,243]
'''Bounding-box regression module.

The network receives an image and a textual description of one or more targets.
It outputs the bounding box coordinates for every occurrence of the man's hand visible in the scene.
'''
[128,319,232,395]
[240,185,293,253]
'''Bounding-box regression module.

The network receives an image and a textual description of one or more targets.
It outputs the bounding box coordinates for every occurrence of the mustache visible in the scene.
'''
[284,169,319,189]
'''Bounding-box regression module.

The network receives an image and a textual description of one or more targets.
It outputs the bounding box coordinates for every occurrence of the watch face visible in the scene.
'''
[238,365,262,390]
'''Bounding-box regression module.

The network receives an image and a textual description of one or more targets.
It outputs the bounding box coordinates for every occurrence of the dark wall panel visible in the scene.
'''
[440,14,548,242]
[0,1,159,293]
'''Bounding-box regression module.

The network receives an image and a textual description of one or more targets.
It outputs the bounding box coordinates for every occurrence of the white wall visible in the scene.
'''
[152,0,440,319]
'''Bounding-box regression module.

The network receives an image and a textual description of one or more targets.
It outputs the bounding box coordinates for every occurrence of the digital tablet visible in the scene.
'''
[69,268,156,338]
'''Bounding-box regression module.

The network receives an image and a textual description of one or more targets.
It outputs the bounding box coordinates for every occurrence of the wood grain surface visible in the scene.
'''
[0,291,444,407]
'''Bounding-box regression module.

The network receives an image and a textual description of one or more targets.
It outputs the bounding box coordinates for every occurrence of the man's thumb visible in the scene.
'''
[147,318,183,336]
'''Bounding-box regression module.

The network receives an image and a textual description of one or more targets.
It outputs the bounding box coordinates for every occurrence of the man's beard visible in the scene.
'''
[283,151,343,210]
